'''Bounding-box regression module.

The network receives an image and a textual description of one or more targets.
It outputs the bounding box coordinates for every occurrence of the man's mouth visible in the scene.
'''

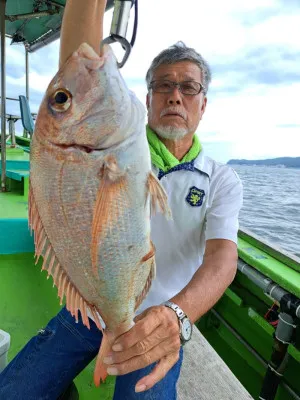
[160,109,187,120]
[164,113,182,117]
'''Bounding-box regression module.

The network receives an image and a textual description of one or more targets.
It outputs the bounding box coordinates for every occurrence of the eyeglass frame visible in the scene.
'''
[148,79,206,96]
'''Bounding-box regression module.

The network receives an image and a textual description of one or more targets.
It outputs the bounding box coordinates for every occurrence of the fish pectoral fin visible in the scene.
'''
[146,171,172,218]
[141,240,156,263]
[29,186,104,332]
[91,156,129,275]
[135,241,156,311]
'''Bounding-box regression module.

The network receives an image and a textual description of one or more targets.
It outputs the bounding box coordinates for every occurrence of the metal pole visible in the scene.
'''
[259,313,297,400]
[237,259,300,319]
[25,48,29,100]
[0,96,19,101]
[6,10,59,22]
[8,117,16,147]
[0,0,7,192]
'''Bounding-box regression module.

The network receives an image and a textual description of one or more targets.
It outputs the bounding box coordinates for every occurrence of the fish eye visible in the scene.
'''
[55,91,69,104]
[49,89,72,113]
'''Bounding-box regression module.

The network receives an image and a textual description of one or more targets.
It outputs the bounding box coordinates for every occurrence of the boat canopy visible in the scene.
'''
[5,0,114,52]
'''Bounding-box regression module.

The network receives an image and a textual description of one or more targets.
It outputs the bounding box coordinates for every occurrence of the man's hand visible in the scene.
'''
[59,0,107,67]
[103,306,181,393]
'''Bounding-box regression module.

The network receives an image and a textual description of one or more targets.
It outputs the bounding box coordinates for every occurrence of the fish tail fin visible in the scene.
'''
[94,323,134,387]
[94,331,110,387]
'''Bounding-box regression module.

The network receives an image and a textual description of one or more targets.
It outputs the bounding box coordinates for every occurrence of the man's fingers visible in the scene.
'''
[112,307,167,351]
[106,338,180,376]
[105,324,179,365]
[133,310,147,323]
[112,318,157,352]
[134,352,180,393]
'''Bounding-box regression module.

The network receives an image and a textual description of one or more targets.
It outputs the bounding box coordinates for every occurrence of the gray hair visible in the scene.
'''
[146,41,212,95]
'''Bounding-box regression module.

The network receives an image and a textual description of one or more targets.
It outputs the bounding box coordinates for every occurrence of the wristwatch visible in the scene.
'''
[163,301,193,345]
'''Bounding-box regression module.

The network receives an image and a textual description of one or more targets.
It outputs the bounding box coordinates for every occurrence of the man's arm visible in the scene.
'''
[171,238,237,323]
[59,0,107,67]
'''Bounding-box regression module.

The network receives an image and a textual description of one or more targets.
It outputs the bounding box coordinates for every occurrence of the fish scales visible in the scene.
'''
[29,43,170,385]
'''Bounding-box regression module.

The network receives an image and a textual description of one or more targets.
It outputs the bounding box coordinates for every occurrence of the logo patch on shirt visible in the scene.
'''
[186,187,205,207]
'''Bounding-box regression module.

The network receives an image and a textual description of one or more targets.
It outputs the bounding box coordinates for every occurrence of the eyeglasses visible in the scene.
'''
[149,79,204,96]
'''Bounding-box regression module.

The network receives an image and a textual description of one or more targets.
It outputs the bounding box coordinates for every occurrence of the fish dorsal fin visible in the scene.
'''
[91,155,129,275]
[135,241,156,311]
[146,171,172,218]
[28,185,103,332]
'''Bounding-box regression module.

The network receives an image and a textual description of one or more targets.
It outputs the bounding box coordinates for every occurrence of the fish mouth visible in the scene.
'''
[52,143,103,154]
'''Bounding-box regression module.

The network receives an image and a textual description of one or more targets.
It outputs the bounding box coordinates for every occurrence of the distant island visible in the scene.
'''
[227,157,300,168]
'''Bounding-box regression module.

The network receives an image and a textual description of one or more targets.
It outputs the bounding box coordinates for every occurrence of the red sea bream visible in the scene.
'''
[28,43,170,385]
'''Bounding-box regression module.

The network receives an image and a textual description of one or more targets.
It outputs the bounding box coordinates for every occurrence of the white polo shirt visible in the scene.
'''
[138,150,243,313]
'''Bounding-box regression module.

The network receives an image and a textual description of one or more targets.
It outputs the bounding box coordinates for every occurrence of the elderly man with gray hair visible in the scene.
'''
[0,1,242,399]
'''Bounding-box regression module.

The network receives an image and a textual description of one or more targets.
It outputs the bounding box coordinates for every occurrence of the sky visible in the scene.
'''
[3,0,300,163]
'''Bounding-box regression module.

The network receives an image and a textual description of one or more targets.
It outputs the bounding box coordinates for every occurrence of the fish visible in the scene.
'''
[28,43,170,386]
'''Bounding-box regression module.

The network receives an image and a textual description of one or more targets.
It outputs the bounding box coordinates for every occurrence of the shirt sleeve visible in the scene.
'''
[205,167,243,244]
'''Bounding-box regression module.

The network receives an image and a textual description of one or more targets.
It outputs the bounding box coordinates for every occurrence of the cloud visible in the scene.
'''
[29,40,60,75]
[277,124,300,129]
[233,0,300,26]
[7,64,24,80]
[212,46,300,88]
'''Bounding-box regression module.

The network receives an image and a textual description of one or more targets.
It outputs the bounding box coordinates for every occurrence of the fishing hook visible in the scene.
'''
[101,0,138,68]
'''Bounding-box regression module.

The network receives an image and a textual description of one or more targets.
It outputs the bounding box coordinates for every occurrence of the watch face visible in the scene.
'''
[182,319,192,340]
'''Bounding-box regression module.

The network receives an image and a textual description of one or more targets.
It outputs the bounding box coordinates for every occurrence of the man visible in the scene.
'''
[0,1,242,399]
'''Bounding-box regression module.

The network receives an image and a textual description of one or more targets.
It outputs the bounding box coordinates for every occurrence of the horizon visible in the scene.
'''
[3,0,300,163]
[228,155,300,161]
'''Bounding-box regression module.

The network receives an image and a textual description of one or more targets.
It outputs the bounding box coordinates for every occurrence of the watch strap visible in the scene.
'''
[163,301,193,345]
[163,300,186,321]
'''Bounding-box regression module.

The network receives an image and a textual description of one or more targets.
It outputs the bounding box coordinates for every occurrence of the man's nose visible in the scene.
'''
[167,88,182,106]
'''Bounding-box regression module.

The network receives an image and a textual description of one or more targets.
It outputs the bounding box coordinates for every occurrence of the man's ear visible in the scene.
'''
[198,96,207,122]
[201,96,207,115]
[146,93,150,109]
